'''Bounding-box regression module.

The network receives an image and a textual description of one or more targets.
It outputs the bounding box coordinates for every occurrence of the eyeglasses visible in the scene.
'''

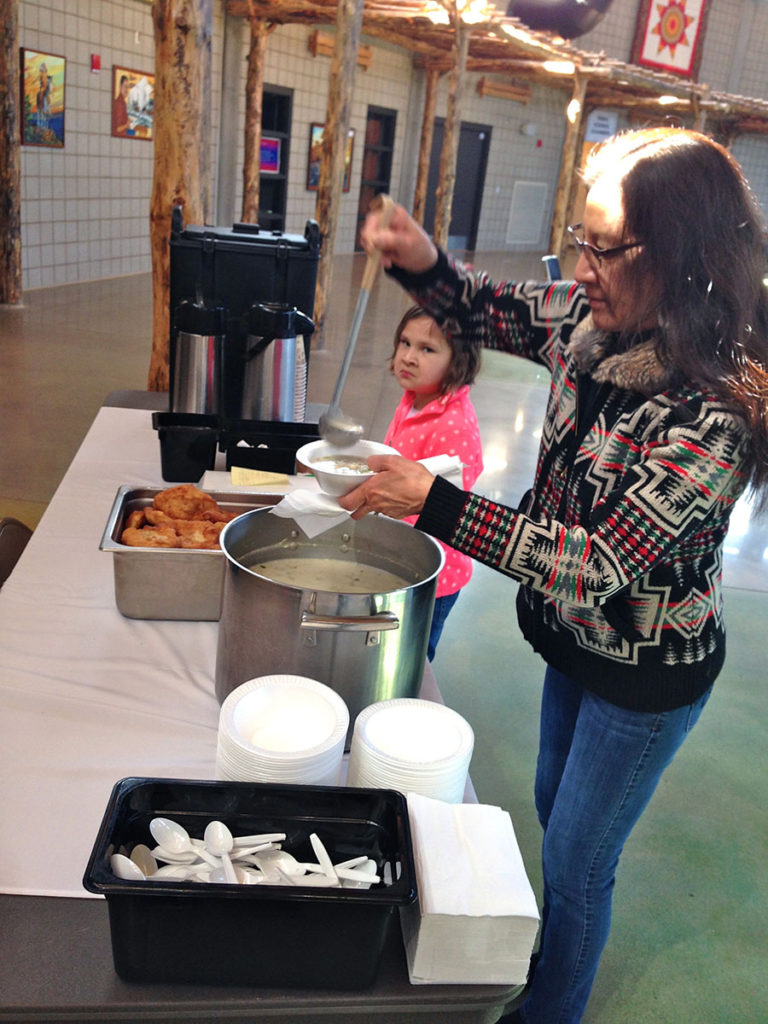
[567,223,643,266]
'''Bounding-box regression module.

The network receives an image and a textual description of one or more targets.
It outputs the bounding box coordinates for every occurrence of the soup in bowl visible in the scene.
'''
[296,439,398,496]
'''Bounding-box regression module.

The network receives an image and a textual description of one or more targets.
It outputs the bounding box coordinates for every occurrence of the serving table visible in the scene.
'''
[0,403,518,1023]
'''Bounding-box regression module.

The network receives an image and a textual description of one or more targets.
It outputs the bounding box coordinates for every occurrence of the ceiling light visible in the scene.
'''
[543,60,576,75]
[425,0,495,25]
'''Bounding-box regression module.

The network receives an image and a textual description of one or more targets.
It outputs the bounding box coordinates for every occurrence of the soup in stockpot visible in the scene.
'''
[246,555,411,593]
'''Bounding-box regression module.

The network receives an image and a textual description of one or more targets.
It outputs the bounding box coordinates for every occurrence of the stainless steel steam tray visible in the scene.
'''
[100,485,281,621]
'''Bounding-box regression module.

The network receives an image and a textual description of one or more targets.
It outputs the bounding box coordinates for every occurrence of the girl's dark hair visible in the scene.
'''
[390,305,481,392]
[584,127,768,506]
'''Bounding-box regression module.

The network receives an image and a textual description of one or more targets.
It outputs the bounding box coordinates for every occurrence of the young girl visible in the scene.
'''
[385,306,484,660]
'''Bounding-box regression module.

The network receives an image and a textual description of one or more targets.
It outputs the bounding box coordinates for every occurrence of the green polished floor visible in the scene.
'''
[1,255,766,1022]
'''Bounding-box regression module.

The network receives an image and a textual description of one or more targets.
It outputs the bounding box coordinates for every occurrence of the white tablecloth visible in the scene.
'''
[0,408,230,896]
[0,408,453,898]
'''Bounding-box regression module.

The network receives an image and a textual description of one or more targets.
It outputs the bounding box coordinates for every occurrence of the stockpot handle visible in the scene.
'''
[300,611,400,632]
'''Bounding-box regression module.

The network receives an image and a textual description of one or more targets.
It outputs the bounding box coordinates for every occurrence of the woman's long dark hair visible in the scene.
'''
[584,127,768,507]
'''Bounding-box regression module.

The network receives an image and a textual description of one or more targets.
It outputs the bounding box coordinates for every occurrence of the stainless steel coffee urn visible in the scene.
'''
[170,301,227,415]
[241,302,314,423]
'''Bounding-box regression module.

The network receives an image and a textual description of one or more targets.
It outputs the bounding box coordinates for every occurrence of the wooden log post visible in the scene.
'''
[241,15,268,223]
[413,66,439,228]
[148,0,213,393]
[0,0,22,306]
[312,0,365,336]
[549,72,586,263]
[434,14,469,249]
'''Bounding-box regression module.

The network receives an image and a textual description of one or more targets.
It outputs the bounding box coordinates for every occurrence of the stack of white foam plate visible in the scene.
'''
[346,698,474,803]
[216,675,349,786]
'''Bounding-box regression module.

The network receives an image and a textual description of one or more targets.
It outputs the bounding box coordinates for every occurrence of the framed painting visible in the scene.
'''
[112,66,154,140]
[260,136,281,174]
[21,48,66,147]
[631,0,709,79]
[306,124,355,192]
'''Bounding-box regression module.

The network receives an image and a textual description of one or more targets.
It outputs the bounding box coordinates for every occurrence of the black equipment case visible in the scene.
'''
[168,207,321,422]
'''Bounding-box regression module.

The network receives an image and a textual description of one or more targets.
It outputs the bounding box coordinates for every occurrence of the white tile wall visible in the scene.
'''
[15,0,768,290]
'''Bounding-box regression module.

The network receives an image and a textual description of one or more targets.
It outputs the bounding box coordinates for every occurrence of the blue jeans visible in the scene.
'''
[519,666,712,1024]
[427,591,460,661]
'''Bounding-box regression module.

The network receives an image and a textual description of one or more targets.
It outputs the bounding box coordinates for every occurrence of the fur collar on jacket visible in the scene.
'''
[567,314,681,396]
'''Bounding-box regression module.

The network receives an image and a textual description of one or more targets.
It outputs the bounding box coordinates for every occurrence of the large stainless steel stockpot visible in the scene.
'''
[215,508,444,745]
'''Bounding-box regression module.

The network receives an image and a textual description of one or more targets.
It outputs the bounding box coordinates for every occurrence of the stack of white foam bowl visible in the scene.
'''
[346,698,474,803]
[216,675,349,786]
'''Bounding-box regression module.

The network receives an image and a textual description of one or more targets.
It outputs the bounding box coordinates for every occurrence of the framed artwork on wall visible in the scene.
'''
[20,48,66,147]
[260,136,281,174]
[306,123,355,192]
[631,0,709,79]
[112,66,154,140]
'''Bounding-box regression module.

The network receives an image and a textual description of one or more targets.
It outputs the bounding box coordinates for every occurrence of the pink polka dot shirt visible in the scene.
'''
[385,385,484,597]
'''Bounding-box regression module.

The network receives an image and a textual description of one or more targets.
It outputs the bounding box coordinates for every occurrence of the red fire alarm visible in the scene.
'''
[91,54,101,73]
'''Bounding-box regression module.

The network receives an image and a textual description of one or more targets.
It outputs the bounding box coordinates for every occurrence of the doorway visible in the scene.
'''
[355,106,397,249]
[258,87,292,232]
[424,120,491,251]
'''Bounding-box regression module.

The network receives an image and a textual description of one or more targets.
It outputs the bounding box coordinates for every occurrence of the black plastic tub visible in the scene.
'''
[83,777,417,988]
[220,418,321,474]
[152,411,221,482]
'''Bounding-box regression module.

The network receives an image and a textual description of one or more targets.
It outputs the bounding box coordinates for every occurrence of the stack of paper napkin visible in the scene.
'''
[400,792,539,985]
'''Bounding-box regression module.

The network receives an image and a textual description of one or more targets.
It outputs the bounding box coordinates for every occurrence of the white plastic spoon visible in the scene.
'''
[252,847,307,880]
[149,817,193,856]
[301,859,379,886]
[149,845,198,865]
[204,820,238,883]
[151,863,201,881]
[335,856,369,871]
[150,818,221,868]
[110,852,146,880]
[232,832,286,848]
[339,859,379,889]
[207,863,259,885]
[274,866,299,886]
[129,843,158,876]
[296,873,340,888]
[309,833,339,884]
[230,842,278,860]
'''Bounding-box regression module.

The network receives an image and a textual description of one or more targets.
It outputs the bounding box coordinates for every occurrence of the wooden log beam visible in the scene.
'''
[476,75,530,104]
[313,0,364,335]
[241,15,269,222]
[308,29,372,68]
[0,0,22,305]
[434,11,469,249]
[549,72,586,262]
[413,66,440,227]
[148,0,213,392]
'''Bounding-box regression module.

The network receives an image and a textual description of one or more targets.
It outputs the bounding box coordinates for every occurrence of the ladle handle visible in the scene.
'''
[360,194,395,292]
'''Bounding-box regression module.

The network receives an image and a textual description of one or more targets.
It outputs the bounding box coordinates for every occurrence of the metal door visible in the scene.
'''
[424,120,491,251]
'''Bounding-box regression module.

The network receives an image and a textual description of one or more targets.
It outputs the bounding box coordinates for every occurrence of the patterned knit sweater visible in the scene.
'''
[390,251,752,712]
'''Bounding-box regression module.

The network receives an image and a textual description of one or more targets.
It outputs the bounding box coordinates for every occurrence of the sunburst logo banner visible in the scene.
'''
[631,0,709,78]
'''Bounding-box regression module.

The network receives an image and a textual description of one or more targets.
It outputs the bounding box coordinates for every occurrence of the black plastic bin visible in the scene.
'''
[152,411,220,482]
[83,778,417,988]
[220,418,321,474]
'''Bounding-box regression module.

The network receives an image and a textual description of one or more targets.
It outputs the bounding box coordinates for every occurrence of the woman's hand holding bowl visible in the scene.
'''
[338,455,434,520]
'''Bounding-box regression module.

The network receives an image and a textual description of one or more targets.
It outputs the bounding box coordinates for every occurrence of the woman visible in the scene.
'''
[339,128,768,1023]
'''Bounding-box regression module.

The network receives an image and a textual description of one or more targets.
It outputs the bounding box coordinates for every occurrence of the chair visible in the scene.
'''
[541,254,562,281]
[0,517,33,587]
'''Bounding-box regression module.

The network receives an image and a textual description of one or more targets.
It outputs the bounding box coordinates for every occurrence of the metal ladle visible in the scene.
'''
[319,193,395,447]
